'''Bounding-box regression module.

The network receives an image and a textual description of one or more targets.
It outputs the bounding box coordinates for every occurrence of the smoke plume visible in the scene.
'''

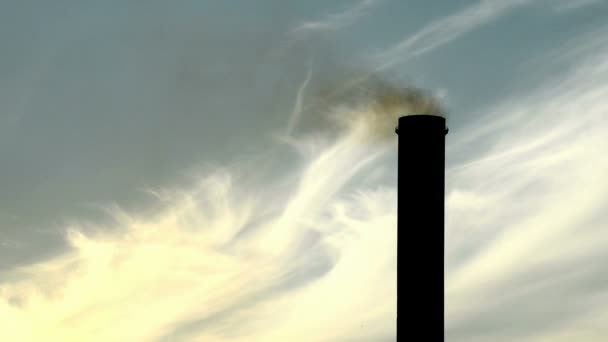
[284,56,444,145]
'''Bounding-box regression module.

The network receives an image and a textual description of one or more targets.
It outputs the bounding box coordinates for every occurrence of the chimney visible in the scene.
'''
[396,114,447,341]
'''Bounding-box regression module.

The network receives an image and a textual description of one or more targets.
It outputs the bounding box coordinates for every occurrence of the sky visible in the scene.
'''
[1,0,608,341]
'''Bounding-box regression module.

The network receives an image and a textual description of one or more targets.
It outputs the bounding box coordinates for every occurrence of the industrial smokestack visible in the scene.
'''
[396,114,447,341]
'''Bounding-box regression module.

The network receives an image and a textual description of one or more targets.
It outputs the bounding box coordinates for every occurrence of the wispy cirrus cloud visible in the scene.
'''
[2,1,607,341]
[312,0,535,113]
[284,60,313,137]
[445,25,608,341]
[0,94,400,341]
[373,0,535,70]
[552,0,602,12]
[291,0,383,35]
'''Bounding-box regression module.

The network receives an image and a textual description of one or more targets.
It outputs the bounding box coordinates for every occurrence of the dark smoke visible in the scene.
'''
[288,57,445,142]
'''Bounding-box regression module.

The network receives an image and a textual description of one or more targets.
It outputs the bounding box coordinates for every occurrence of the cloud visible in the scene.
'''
[552,0,602,12]
[373,0,535,70]
[445,25,608,341]
[291,0,383,35]
[310,0,534,114]
[285,60,314,137]
[271,0,384,63]
[0,98,398,341]
[2,3,608,341]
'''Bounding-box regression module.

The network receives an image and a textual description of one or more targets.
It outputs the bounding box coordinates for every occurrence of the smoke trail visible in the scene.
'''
[286,58,444,143]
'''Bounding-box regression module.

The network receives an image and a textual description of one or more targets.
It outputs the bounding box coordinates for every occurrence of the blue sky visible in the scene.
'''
[1,0,608,341]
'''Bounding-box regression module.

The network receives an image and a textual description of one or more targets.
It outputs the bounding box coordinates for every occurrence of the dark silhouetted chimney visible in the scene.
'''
[396,114,447,341]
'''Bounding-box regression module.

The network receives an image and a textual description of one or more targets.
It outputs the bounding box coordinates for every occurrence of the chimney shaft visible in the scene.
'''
[396,115,447,341]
